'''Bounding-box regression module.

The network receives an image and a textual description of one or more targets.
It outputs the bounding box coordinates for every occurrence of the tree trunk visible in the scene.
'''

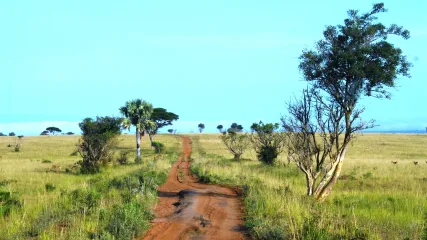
[314,147,347,202]
[305,173,315,196]
[149,134,154,148]
[233,154,241,160]
[136,130,141,158]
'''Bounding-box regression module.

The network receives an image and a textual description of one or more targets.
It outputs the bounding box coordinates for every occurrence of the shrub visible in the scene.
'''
[77,116,122,174]
[0,191,22,217]
[69,189,101,214]
[117,151,130,165]
[8,132,15,137]
[105,202,150,240]
[41,159,52,163]
[220,130,250,160]
[250,122,286,164]
[45,183,56,192]
[151,141,164,154]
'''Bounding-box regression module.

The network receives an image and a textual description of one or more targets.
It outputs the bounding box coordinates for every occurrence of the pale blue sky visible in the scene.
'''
[1,0,426,135]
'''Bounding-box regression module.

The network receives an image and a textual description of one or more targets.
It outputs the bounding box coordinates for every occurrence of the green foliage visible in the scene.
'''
[77,116,123,174]
[220,130,250,160]
[151,141,165,154]
[46,127,62,135]
[0,191,21,217]
[41,159,52,163]
[44,183,56,192]
[69,188,101,214]
[198,123,205,133]
[299,3,411,100]
[105,202,151,240]
[217,125,223,132]
[40,130,49,136]
[117,151,130,165]
[250,122,285,164]
[147,108,179,136]
[422,212,427,240]
[119,99,154,133]
[8,132,15,137]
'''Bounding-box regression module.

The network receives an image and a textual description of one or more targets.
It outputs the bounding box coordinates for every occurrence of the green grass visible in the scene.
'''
[0,134,181,239]
[189,133,427,240]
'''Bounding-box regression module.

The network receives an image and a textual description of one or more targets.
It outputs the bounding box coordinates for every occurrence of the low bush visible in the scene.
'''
[0,191,22,217]
[45,183,56,192]
[151,141,165,154]
[41,159,52,163]
[117,151,130,165]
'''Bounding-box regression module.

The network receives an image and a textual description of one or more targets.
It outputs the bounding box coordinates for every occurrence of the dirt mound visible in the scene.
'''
[142,137,248,240]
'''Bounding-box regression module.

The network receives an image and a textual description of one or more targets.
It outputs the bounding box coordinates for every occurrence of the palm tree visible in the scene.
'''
[119,99,154,160]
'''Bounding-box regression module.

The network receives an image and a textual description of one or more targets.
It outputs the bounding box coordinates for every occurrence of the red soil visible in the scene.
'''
[142,136,248,240]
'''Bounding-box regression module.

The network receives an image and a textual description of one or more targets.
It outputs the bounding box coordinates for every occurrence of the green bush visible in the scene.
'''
[69,189,101,214]
[117,151,130,165]
[0,191,21,217]
[77,116,122,174]
[151,141,164,154]
[105,202,150,240]
[45,183,56,192]
[41,159,52,163]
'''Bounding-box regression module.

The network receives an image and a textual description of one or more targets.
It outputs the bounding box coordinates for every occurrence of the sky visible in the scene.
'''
[1,0,426,135]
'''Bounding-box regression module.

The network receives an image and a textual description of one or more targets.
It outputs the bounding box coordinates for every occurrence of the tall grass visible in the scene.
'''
[189,134,427,239]
[0,134,181,239]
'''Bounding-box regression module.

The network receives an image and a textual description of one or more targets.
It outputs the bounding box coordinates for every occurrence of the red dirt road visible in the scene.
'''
[143,137,248,240]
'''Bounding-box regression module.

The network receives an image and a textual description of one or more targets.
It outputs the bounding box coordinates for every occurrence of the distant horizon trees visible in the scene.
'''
[198,123,205,133]
[46,127,62,135]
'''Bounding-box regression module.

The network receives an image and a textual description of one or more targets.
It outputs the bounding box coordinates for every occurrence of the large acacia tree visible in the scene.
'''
[146,108,179,144]
[297,3,411,202]
[119,99,154,160]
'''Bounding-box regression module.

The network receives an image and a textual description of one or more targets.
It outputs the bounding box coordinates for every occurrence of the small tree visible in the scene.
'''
[167,129,174,134]
[8,132,15,137]
[250,122,286,164]
[77,116,122,174]
[66,132,75,135]
[120,99,154,161]
[46,127,62,135]
[40,130,49,136]
[229,123,243,133]
[0,132,5,136]
[298,3,411,202]
[198,123,205,133]
[217,125,224,133]
[146,108,179,144]
[220,124,250,160]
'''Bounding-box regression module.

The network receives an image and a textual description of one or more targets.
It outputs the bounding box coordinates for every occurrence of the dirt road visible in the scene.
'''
[143,137,248,240]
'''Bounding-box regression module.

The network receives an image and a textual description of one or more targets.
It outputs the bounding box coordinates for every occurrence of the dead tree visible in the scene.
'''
[282,89,374,201]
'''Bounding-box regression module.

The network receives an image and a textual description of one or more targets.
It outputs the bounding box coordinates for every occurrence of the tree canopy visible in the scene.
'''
[46,127,62,135]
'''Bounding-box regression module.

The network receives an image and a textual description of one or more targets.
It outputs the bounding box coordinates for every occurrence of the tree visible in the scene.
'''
[220,123,250,160]
[8,132,15,137]
[119,99,154,161]
[298,3,411,202]
[198,123,205,133]
[66,132,75,135]
[40,130,49,136]
[250,121,286,164]
[46,127,62,135]
[229,123,243,133]
[146,108,179,144]
[77,116,122,173]
[250,123,258,133]
[0,132,5,136]
[217,125,224,133]
[167,129,174,134]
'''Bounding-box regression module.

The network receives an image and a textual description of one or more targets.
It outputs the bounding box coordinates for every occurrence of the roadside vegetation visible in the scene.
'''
[190,134,427,239]
[0,134,181,239]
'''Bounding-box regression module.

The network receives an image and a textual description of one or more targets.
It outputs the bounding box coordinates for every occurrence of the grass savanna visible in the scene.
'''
[190,133,427,239]
[0,134,181,239]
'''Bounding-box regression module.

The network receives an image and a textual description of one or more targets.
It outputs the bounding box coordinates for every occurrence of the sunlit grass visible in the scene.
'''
[189,133,427,239]
[0,134,181,239]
